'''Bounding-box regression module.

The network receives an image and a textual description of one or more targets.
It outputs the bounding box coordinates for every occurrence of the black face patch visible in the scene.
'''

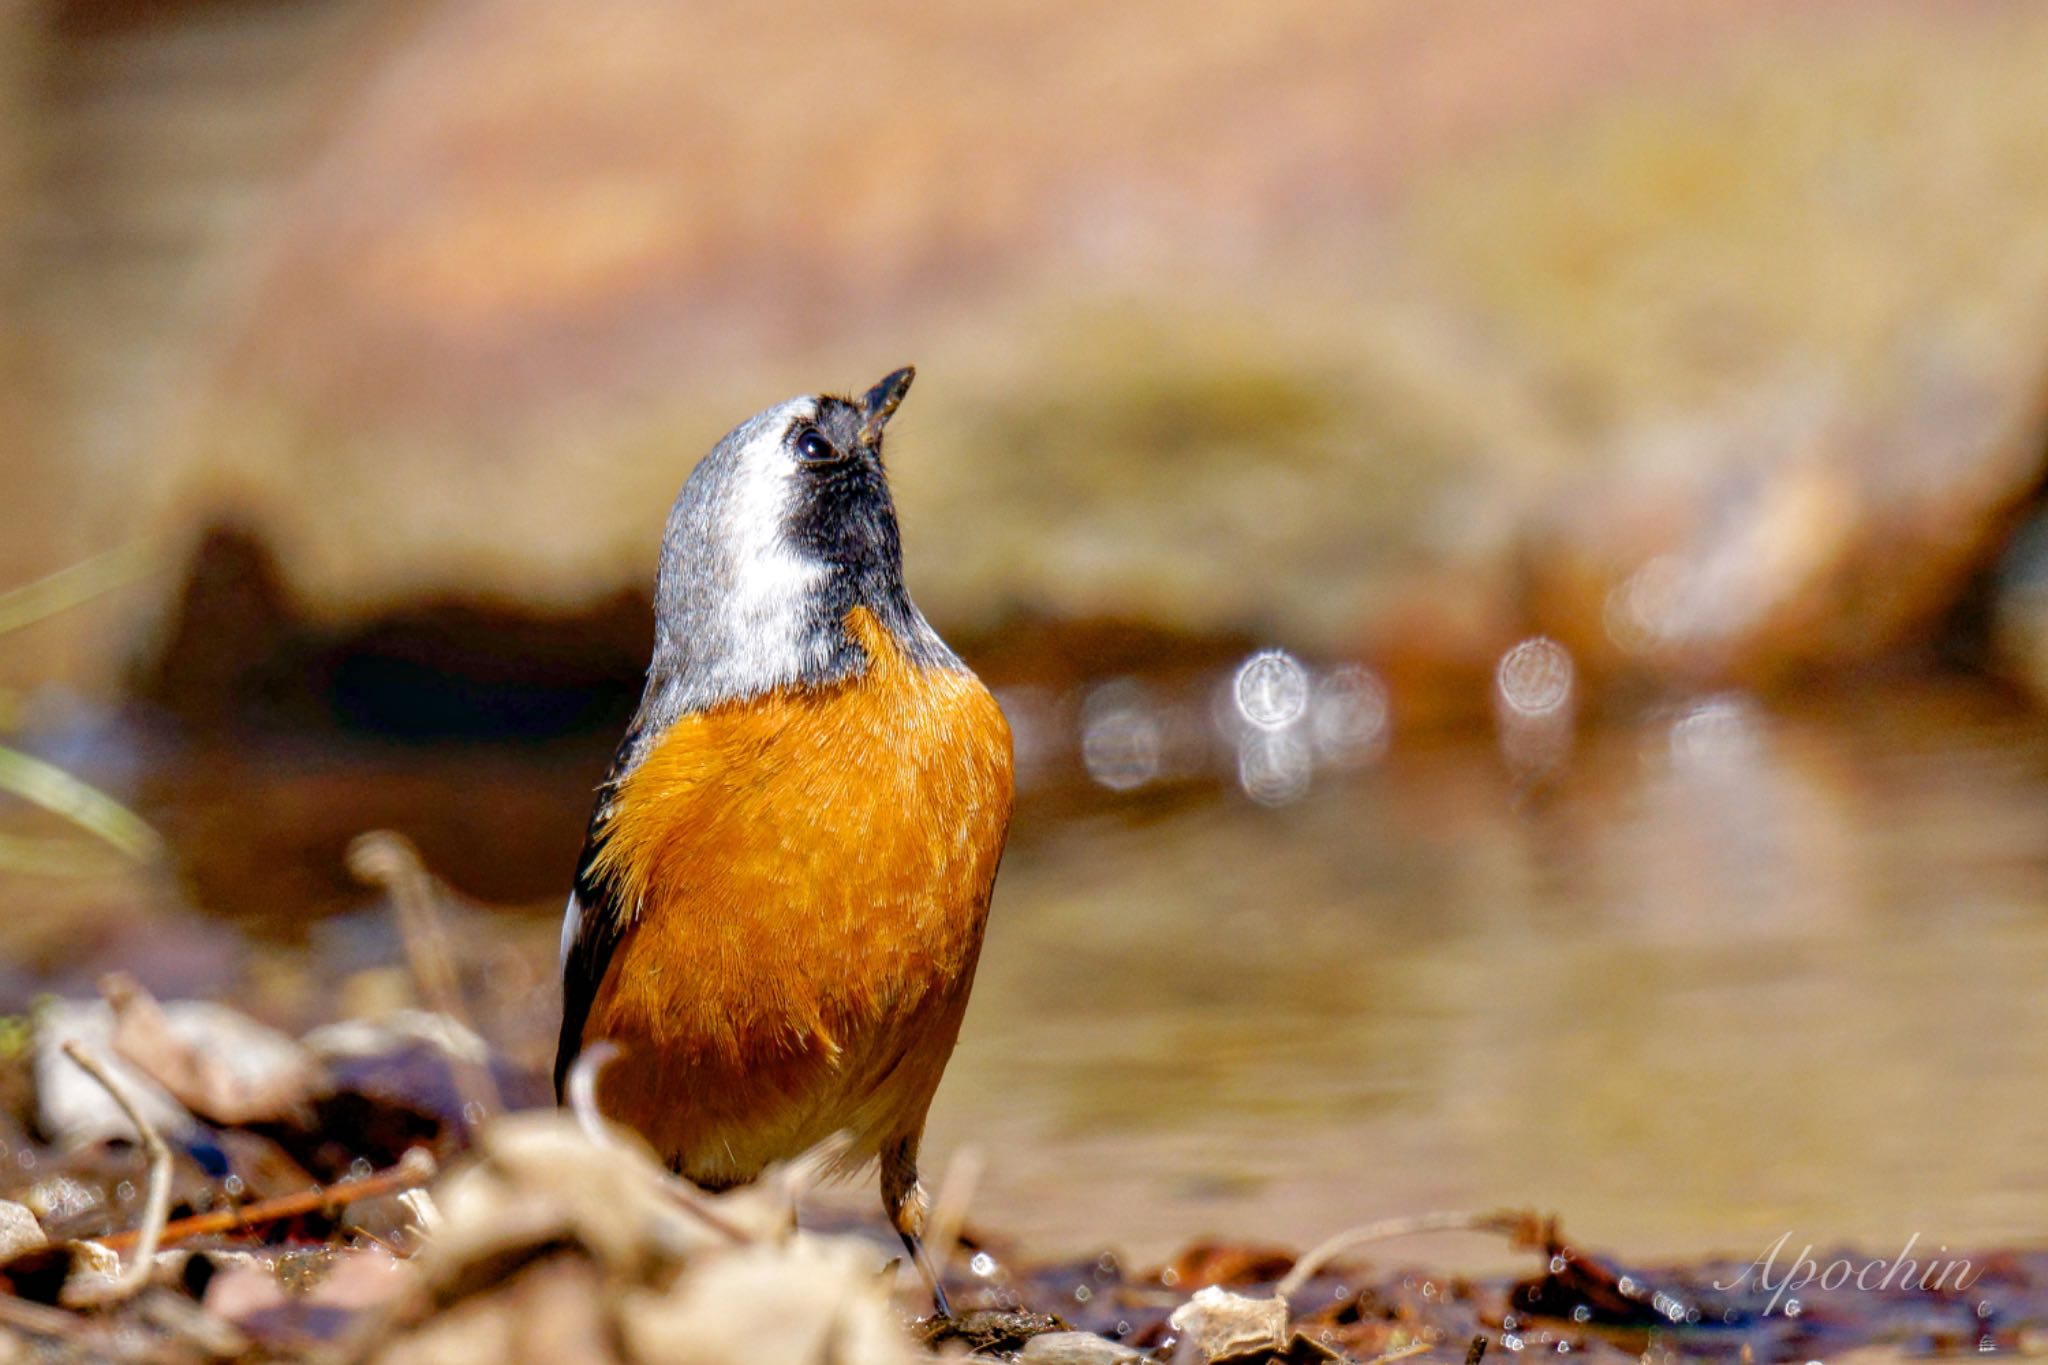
[785,398,901,589]
[781,396,946,667]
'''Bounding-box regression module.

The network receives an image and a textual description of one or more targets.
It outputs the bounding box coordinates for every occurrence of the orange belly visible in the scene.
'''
[582,608,1013,1185]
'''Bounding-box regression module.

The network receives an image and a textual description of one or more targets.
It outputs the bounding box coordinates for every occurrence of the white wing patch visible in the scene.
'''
[559,890,583,967]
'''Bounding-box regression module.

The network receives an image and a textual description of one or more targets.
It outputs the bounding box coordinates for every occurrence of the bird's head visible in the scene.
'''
[646,367,949,713]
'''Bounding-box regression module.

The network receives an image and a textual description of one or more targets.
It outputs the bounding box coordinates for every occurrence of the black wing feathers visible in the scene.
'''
[553,735,639,1100]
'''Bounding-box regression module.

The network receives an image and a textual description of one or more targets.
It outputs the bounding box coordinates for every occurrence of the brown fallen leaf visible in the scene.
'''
[1166,1242,1299,1292]
[357,1113,927,1365]
[101,973,326,1127]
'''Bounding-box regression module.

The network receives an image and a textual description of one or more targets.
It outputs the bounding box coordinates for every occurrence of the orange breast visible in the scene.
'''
[582,607,1013,1184]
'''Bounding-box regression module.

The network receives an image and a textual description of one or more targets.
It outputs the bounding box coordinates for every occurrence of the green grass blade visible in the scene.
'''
[0,542,157,638]
[0,744,162,863]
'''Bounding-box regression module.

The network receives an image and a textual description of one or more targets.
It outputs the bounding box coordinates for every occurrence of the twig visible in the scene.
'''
[565,1042,751,1244]
[347,831,502,1124]
[60,1041,173,1303]
[1275,1211,1541,1301]
[0,745,161,863]
[1362,1340,1436,1365]
[95,1146,437,1256]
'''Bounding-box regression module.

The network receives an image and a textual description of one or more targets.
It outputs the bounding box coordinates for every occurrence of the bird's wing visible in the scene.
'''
[554,769,631,1101]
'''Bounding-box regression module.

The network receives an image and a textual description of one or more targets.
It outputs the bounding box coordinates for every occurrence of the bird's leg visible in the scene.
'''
[882,1135,951,1318]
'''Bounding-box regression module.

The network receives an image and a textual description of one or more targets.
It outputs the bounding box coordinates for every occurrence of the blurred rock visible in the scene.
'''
[1167,1285,1290,1363]
[86,1,2048,725]
[1021,1330,1147,1364]
[1515,340,2048,693]
[0,1201,42,1260]
[1405,19,2048,693]
[61,1237,119,1294]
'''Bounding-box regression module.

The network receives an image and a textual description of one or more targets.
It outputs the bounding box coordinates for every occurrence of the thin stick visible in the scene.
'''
[565,1042,750,1244]
[94,1146,437,1256]
[347,831,502,1122]
[60,1042,173,1303]
[1275,1211,1537,1300]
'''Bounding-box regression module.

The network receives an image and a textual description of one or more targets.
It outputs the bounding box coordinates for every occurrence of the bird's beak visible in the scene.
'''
[857,366,915,447]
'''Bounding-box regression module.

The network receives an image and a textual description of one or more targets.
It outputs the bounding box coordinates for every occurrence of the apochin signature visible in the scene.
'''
[1714,1232,1980,1316]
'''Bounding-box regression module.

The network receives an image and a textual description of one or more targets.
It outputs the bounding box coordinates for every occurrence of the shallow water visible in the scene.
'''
[8,672,2048,1273]
[931,675,2048,1266]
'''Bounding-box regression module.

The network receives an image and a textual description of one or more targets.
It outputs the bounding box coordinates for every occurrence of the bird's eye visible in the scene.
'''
[794,428,839,463]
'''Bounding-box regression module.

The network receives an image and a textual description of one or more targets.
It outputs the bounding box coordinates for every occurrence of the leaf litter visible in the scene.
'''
[0,836,2037,1361]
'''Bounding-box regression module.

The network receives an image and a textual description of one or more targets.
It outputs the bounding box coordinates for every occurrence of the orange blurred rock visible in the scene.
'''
[132,5,1881,647]
[53,0,2048,704]
[1519,367,2048,691]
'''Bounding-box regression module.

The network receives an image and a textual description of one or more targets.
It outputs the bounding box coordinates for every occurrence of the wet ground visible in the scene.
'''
[4,666,2047,1284]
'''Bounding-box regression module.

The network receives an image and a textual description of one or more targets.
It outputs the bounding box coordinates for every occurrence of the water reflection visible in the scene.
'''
[1078,680,1163,792]
[1068,650,1391,806]
[1309,666,1389,772]
[1230,651,1313,806]
[1667,694,1762,772]
[1233,650,1310,730]
[1494,636,1576,781]
[1236,728,1313,807]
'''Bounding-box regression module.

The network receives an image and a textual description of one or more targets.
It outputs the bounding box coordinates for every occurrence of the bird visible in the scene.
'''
[554,366,1012,1316]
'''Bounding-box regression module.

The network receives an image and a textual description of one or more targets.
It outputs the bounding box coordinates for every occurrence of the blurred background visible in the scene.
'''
[4,0,2048,1267]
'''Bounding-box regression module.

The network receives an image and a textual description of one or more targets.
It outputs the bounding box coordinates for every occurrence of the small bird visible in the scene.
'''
[555,367,1012,1314]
